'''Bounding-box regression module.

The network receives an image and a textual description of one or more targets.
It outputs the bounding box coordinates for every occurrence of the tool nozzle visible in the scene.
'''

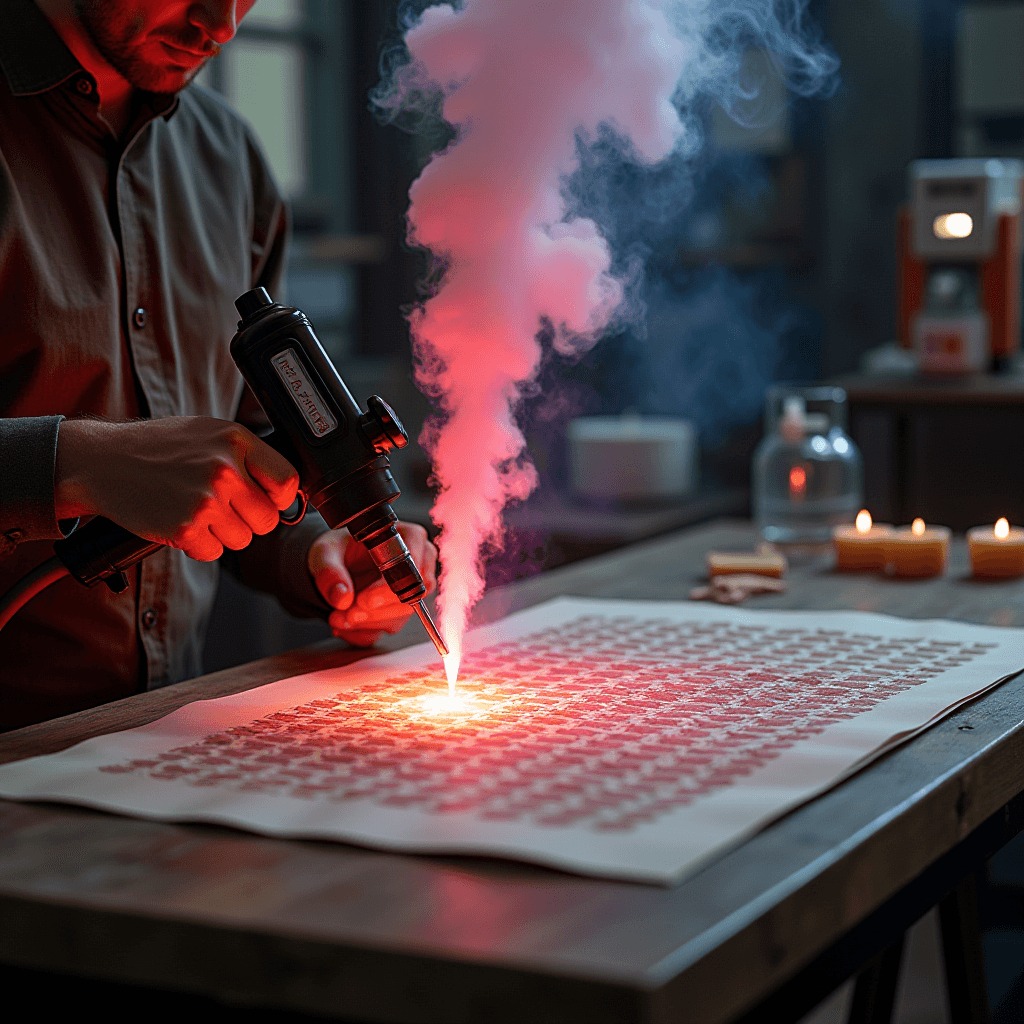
[413,600,448,660]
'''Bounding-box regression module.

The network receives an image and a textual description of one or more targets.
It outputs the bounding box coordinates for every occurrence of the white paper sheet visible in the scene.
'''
[1,598,1021,885]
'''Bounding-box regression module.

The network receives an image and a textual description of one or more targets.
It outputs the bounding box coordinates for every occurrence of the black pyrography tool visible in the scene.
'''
[0,288,448,663]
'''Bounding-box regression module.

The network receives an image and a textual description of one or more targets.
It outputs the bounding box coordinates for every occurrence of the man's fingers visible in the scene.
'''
[331,627,385,648]
[207,512,253,552]
[322,522,435,648]
[308,531,355,610]
[243,437,300,511]
[357,579,399,611]
[420,538,438,595]
[331,597,413,630]
[329,604,410,636]
[228,492,280,537]
[177,530,224,562]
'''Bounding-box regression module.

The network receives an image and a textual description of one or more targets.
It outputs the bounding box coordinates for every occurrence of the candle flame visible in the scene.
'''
[912,518,926,536]
[855,509,872,534]
[995,517,1010,539]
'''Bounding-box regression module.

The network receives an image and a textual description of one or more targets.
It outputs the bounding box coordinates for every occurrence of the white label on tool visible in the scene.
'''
[271,347,338,438]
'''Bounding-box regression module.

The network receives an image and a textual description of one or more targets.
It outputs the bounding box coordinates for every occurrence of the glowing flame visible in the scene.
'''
[995,517,1010,539]
[855,509,872,534]
[421,692,468,714]
[933,212,973,240]
[442,651,461,700]
[912,518,926,536]
[789,465,807,499]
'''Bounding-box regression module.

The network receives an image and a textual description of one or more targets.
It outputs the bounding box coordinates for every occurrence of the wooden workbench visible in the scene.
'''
[2,521,1024,1023]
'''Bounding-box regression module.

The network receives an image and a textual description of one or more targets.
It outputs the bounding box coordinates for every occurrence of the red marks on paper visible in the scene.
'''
[98,616,995,833]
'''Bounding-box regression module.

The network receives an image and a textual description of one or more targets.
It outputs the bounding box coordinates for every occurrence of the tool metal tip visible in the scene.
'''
[413,600,448,658]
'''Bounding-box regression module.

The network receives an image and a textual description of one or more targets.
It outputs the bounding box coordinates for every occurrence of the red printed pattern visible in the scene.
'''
[99,616,994,832]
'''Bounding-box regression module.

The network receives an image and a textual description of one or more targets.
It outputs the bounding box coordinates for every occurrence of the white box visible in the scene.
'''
[568,416,697,501]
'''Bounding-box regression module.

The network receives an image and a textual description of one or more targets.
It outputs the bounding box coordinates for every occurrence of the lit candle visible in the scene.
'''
[833,510,894,571]
[967,517,1024,578]
[885,518,951,578]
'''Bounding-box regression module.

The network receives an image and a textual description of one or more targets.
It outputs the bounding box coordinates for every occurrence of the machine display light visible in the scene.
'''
[932,212,974,239]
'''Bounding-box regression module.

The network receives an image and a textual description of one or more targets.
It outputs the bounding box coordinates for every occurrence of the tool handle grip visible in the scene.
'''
[53,517,161,591]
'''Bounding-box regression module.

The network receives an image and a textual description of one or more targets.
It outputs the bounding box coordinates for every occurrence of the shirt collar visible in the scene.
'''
[0,0,179,122]
[136,91,180,126]
[0,0,83,96]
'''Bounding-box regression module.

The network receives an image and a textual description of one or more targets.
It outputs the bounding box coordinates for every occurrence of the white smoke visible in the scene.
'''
[374,0,838,664]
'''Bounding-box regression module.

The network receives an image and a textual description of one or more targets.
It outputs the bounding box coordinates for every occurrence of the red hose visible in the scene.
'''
[0,556,70,632]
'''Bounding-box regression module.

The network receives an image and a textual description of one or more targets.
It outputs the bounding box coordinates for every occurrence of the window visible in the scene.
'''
[195,1,360,359]
[195,0,310,200]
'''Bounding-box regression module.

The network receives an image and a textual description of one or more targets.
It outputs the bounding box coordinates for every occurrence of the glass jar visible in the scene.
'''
[753,385,863,543]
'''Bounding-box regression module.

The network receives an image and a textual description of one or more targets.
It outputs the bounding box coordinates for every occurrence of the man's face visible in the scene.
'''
[73,1,260,94]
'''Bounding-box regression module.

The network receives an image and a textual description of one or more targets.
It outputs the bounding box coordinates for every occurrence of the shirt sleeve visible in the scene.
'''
[0,414,69,554]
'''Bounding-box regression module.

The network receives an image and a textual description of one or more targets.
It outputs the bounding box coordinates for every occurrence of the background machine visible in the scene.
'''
[899,158,1024,374]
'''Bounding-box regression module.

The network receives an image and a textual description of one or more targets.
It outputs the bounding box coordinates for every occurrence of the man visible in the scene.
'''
[0,0,437,729]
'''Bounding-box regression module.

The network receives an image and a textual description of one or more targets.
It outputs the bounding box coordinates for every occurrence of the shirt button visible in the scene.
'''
[133,307,147,329]
[141,608,158,629]
[76,77,93,95]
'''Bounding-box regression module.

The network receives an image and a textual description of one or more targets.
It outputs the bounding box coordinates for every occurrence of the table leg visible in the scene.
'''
[847,934,905,1024]
[940,870,990,1024]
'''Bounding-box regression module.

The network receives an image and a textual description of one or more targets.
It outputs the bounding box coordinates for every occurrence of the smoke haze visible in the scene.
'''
[374,0,838,663]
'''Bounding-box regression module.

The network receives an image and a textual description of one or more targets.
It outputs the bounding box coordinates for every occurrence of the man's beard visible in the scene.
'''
[73,1,220,94]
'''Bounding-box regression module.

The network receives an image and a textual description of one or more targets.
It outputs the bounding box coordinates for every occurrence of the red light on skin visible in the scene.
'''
[789,465,807,500]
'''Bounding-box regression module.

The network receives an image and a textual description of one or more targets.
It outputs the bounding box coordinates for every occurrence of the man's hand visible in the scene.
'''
[307,523,438,647]
[55,417,299,561]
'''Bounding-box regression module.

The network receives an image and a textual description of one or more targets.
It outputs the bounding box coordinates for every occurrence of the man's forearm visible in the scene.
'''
[53,417,111,519]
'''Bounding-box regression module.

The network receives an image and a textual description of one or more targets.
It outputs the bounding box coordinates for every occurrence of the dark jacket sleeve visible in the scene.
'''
[0,414,68,554]
[221,126,332,620]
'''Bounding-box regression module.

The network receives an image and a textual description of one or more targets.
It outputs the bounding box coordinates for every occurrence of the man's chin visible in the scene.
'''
[127,63,204,95]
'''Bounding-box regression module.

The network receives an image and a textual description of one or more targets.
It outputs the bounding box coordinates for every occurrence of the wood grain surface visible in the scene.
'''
[2,521,1024,1024]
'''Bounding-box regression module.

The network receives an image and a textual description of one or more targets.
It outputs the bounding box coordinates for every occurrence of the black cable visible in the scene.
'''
[0,556,70,633]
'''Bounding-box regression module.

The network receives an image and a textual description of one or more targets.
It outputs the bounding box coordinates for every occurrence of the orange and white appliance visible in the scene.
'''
[899,159,1023,374]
